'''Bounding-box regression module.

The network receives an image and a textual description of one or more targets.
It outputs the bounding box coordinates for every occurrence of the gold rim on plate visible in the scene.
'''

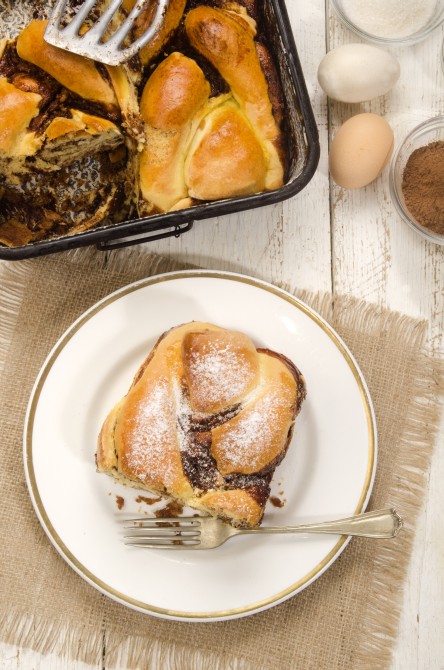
[24,270,376,621]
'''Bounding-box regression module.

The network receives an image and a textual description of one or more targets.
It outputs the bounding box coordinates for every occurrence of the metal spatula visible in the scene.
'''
[44,0,170,66]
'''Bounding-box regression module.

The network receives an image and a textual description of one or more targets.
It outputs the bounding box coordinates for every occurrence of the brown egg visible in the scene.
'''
[329,113,394,188]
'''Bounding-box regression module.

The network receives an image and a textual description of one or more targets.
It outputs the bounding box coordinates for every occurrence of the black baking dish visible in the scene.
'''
[0,0,320,260]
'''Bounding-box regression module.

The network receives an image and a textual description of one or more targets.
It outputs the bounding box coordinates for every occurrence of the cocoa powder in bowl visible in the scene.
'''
[401,140,444,236]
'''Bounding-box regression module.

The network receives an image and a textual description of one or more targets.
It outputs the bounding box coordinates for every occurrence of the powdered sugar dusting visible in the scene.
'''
[172,376,191,453]
[212,387,292,473]
[186,338,256,410]
[125,376,179,489]
[114,324,303,526]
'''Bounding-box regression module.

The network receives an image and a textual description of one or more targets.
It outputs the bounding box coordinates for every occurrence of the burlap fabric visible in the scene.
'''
[0,248,443,670]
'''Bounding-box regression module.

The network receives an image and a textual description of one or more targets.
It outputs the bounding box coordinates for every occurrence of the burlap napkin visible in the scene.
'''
[0,248,443,670]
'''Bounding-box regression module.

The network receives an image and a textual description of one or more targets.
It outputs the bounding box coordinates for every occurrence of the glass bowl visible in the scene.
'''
[389,116,444,245]
[331,0,444,47]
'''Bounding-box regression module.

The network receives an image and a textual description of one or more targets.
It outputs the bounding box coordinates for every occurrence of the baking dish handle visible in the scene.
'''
[95,221,194,251]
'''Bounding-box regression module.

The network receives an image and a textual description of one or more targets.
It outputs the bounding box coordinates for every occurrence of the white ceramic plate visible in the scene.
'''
[24,271,376,621]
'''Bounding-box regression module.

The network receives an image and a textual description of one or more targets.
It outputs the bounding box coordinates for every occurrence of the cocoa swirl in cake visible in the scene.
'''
[97,322,306,528]
[176,348,303,500]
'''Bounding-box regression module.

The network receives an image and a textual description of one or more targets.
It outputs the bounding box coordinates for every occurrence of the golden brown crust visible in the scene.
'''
[39,110,123,167]
[115,351,194,499]
[16,21,117,109]
[185,101,267,200]
[97,401,122,472]
[220,0,259,21]
[97,322,306,528]
[139,52,211,213]
[185,6,284,190]
[210,351,298,475]
[136,2,286,214]
[140,52,209,129]
[0,78,40,155]
[218,2,258,35]
[198,489,263,527]
[0,81,123,173]
[44,110,119,140]
[182,326,260,413]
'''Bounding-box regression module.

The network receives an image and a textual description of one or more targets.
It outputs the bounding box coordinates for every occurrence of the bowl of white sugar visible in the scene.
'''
[331,0,444,46]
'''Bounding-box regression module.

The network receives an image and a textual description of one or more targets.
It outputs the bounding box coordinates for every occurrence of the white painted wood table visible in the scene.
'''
[1,1,443,668]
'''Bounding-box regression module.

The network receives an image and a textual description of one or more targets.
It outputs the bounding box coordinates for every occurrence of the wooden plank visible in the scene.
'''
[327,11,444,351]
[279,0,332,294]
[327,5,444,669]
[0,643,102,670]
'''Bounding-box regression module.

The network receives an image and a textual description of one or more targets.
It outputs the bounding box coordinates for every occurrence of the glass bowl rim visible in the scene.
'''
[330,0,444,47]
[389,115,444,245]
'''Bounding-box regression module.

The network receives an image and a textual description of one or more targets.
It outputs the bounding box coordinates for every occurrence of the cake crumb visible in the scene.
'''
[135,495,163,505]
[269,496,285,508]
[155,500,184,518]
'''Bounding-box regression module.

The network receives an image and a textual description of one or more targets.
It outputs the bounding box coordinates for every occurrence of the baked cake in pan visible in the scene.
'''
[0,1,288,247]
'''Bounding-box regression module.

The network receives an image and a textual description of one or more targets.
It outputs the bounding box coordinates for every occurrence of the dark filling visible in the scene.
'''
[180,428,272,507]
[269,495,284,508]
[176,348,305,507]
[175,384,260,497]
[179,43,229,98]
[0,150,131,238]
[225,473,272,507]
[0,201,62,238]
[180,431,221,490]
[155,500,185,518]
[135,495,163,505]
[32,0,57,20]
[0,42,62,119]
[188,402,241,431]
[0,42,121,128]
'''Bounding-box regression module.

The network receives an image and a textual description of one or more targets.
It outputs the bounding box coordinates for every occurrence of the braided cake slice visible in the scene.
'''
[97,322,306,528]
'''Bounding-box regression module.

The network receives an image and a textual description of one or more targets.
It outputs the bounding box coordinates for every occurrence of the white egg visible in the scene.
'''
[317,44,400,103]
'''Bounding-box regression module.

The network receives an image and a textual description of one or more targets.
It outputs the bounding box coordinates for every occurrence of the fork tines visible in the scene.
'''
[123,517,201,526]
[123,517,202,548]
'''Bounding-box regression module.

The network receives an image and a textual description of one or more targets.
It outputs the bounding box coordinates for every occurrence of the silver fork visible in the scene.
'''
[44,0,170,66]
[122,508,403,550]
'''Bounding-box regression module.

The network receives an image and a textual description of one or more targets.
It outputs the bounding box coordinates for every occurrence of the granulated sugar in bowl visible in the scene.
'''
[331,0,444,46]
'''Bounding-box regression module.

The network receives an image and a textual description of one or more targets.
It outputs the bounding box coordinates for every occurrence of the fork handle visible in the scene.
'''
[239,509,402,539]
